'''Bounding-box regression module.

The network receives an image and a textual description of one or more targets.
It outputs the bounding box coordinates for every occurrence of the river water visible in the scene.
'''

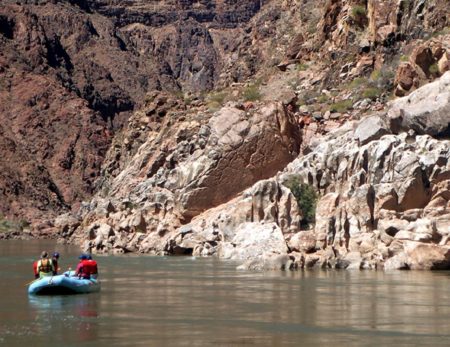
[1,240,450,346]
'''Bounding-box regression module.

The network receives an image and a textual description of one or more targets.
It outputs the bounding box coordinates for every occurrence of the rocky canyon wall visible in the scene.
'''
[0,0,280,227]
[2,0,450,271]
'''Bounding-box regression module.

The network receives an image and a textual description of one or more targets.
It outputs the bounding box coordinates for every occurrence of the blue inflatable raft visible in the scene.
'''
[28,271,100,295]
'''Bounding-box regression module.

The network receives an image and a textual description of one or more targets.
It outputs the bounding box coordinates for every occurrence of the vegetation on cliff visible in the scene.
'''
[284,177,317,229]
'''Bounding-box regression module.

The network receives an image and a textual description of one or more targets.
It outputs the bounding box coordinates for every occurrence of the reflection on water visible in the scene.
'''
[1,240,450,346]
[27,294,99,343]
[28,295,99,318]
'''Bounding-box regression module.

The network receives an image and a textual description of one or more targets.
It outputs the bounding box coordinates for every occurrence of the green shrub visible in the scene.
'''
[0,215,26,233]
[242,84,262,102]
[362,87,382,100]
[371,69,395,92]
[350,4,368,27]
[317,94,330,103]
[429,63,439,75]
[351,5,367,19]
[284,177,318,228]
[208,91,228,105]
[400,55,409,62]
[329,99,353,113]
[370,70,381,81]
[296,63,309,71]
[207,101,222,112]
[349,77,366,89]
[430,26,450,38]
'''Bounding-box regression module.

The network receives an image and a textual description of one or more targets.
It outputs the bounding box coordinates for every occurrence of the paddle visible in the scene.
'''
[25,278,39,286]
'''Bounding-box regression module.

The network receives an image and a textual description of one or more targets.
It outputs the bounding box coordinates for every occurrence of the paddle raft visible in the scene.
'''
[28,271,100,295]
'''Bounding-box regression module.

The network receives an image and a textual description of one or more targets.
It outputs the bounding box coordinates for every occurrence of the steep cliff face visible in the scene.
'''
[2,0,450,268]
[0,0,279,227]
[282,72,450,270]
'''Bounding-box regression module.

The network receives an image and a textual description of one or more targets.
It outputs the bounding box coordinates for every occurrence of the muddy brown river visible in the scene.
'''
[1,239,450,346]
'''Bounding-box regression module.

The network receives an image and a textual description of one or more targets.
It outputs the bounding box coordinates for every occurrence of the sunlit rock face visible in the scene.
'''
[59,0,449,269]
[280,72,450,270]
[66,101,300,256]
[64,72,450,271]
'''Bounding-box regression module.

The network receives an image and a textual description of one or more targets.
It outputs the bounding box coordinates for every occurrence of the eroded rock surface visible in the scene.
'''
[66,102,300,255]
[64,71,450,270]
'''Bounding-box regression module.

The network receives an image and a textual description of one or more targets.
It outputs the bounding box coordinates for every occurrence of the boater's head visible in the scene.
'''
[41,251,48,259]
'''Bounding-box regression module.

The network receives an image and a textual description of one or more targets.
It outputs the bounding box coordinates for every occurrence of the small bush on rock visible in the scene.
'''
[243,84,262,102]
[400,55,409,62]
[0,215,27,233]
[351,5,367,18]
[285,177,318,228]
[350,5,368,27]
[329,99,353,113]
[208,91,228,105]
[429,63,439,75]
[362,87,382,100]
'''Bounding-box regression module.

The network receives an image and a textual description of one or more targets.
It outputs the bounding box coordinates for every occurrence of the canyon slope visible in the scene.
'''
[2,1,450,270]
[0,0,278,230]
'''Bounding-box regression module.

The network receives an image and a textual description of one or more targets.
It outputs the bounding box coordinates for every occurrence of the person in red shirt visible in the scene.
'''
[75,254,98,279]
[85,254,98,279]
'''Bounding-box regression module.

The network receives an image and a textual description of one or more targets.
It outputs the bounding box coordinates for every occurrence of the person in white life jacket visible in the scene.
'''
[36,251,55,278]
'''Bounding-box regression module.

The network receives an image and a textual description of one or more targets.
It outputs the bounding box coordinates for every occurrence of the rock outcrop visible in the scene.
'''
[66,102,300,254]
[48,0,450,271]
[394,39,450,96]
[283,72,450,270]
[64,69,450,270]
[0,0,292,225]
[389,70,450,136]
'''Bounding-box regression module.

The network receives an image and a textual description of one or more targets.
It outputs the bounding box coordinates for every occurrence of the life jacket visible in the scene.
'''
[80,260,98,279]
[37,258,54,277]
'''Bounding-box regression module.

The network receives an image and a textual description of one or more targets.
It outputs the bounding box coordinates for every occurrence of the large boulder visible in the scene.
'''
[219,222,289,261]
[394,63,420,97]
[389,71,450,137]
[288,230,317,253]
[174,104,300,217]
[169,178,301,257]
[354,114,390,146]
[404,242,450,270]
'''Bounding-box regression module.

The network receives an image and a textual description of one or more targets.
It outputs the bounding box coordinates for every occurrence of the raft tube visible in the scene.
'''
[28,271,100,295]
